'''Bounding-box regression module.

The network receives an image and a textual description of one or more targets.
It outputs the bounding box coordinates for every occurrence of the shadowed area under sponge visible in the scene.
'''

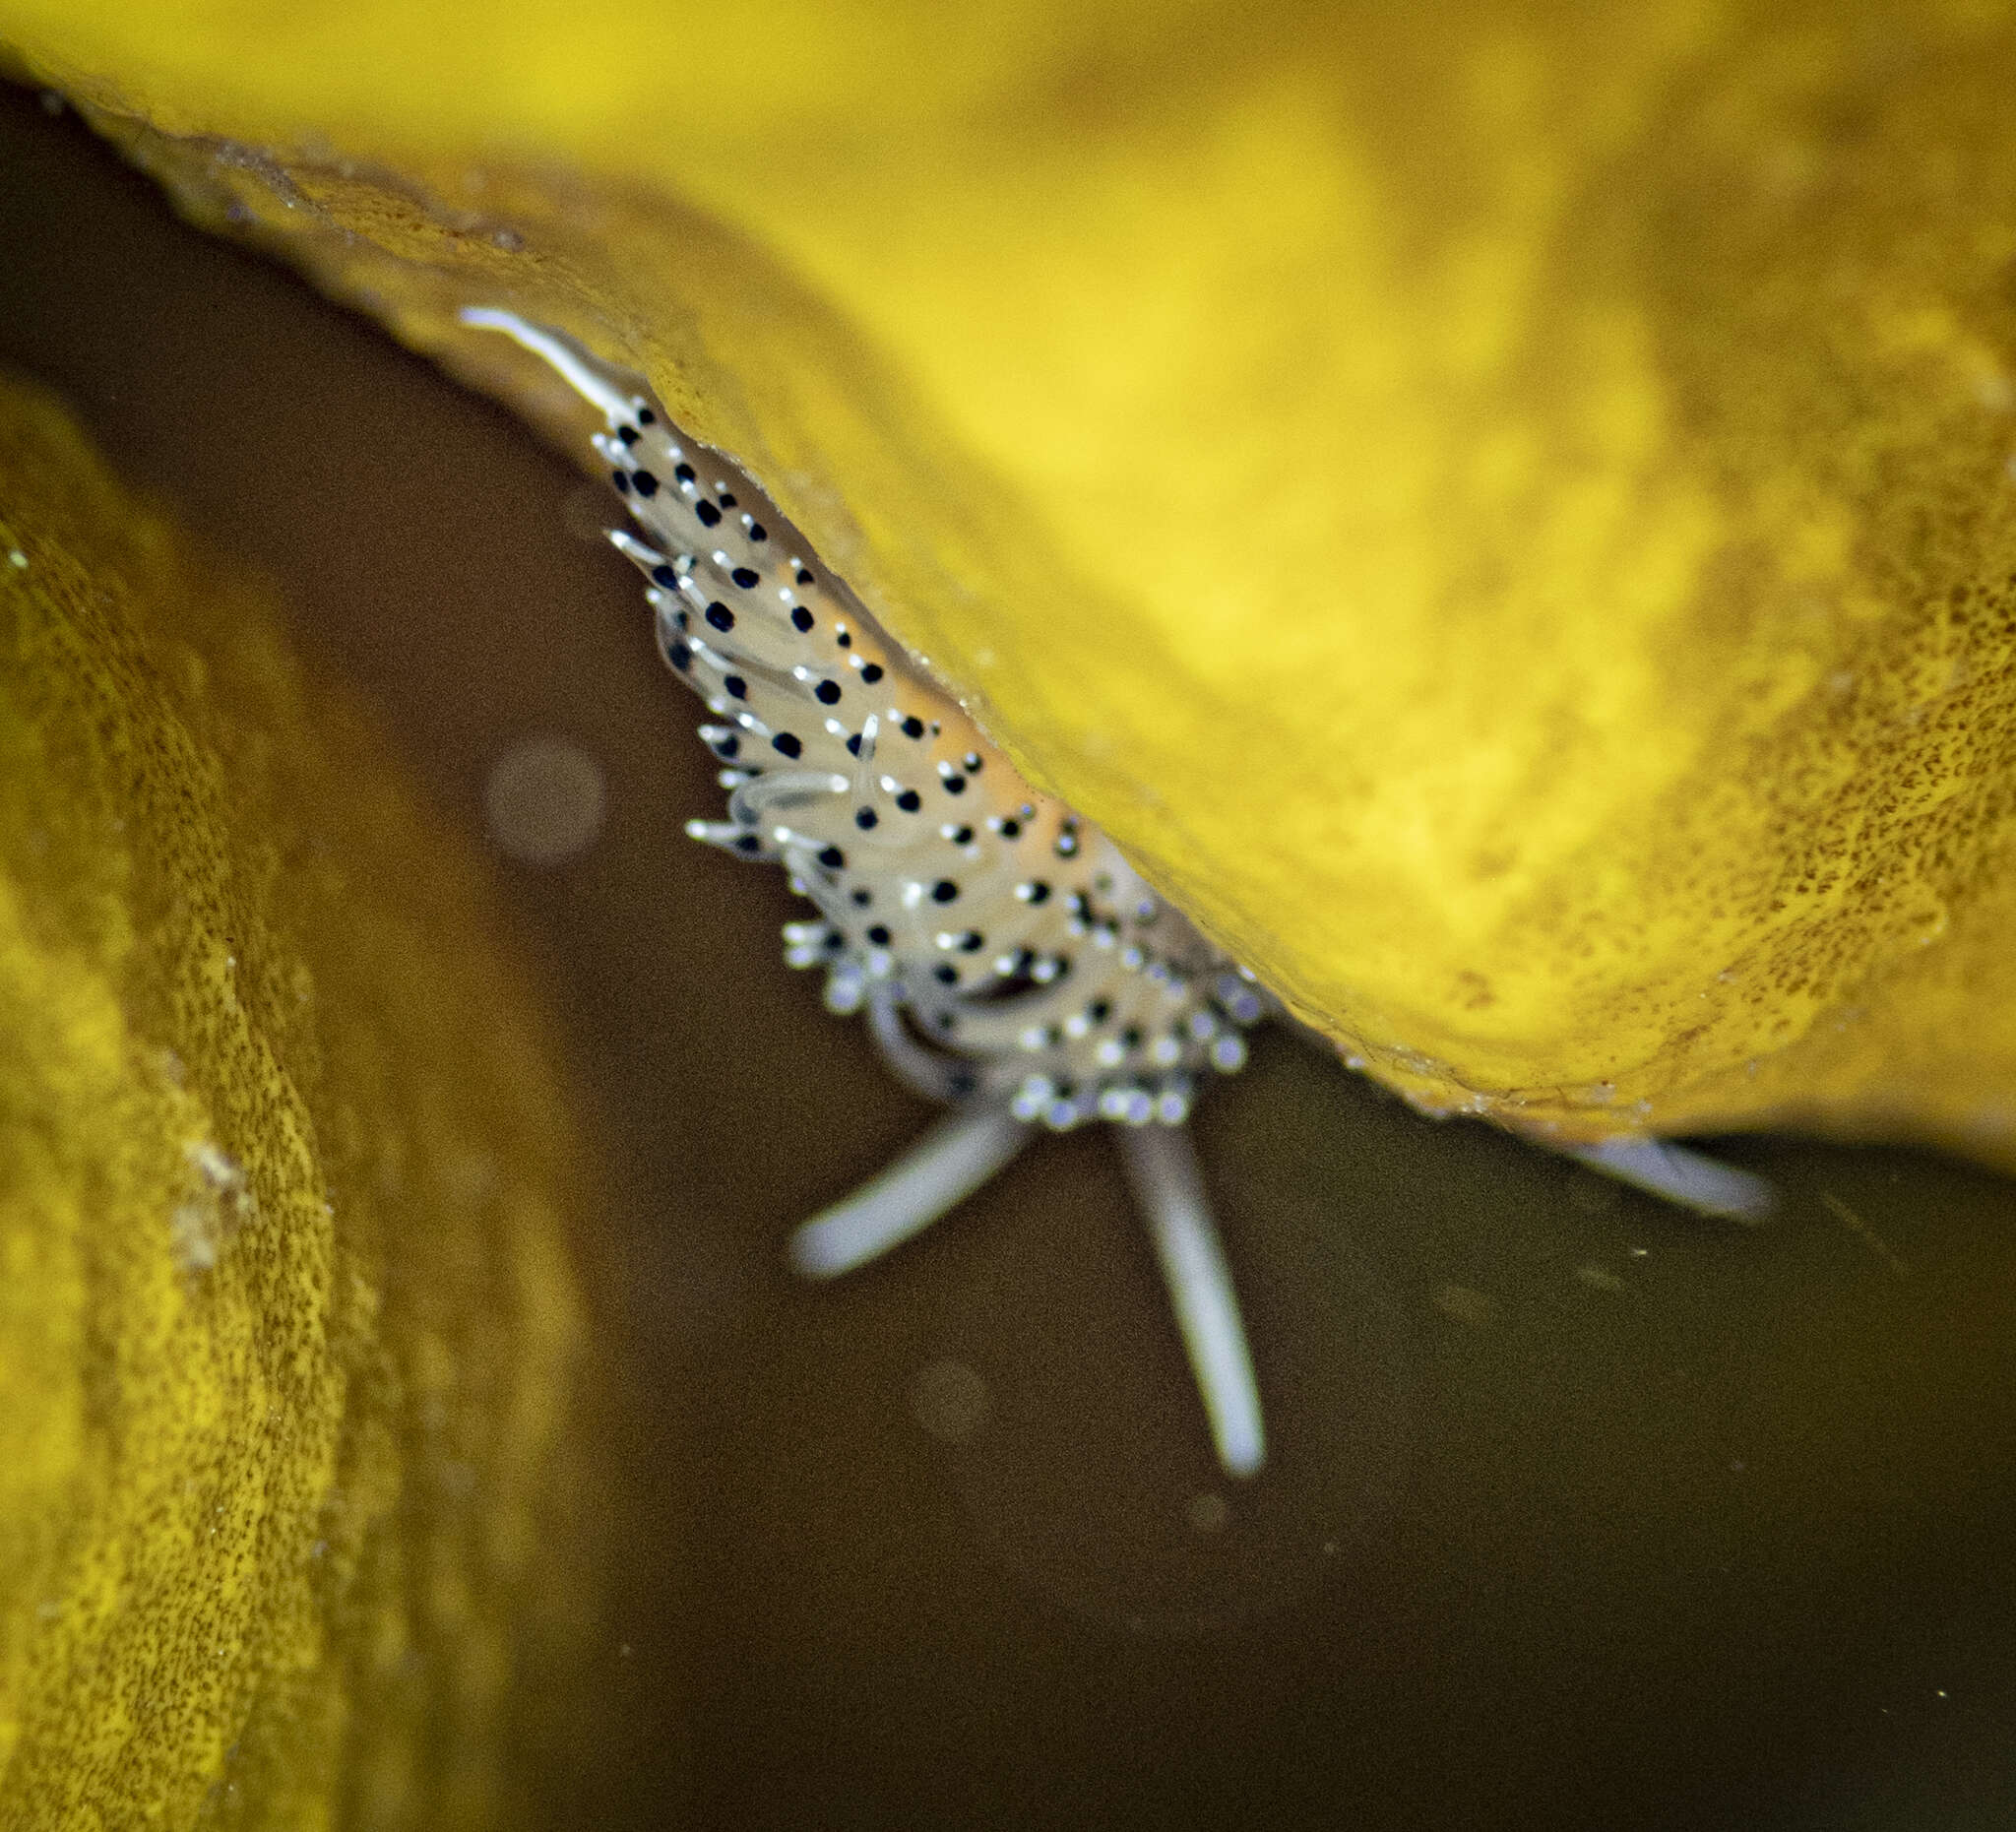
[0,367,600,1829]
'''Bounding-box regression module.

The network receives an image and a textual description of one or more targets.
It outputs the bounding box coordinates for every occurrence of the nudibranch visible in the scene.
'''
[463,308,1273,1476]
[460,307,1776,1483]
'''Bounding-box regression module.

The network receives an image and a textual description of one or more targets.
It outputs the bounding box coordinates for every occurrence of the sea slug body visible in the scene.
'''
[461,308,1272,1477]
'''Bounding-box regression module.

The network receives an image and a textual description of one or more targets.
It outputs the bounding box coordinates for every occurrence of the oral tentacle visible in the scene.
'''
[1114,1120,1267,1482]
[788,1102,1036,1280]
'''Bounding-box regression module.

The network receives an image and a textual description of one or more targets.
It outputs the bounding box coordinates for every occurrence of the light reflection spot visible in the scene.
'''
[1185,1491,1229,1536]
[910,1358,989,1443]
[484,736,606,865]
[1567,1174,1622,1215]
[1431,1283,1498,1327]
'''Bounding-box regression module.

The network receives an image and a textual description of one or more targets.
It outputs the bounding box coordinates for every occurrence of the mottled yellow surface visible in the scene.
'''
[0,370,592,1825]
[5,1,2016,1162]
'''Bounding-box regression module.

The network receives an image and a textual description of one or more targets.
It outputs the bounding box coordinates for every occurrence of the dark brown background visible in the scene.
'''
[5,80,2015,1831]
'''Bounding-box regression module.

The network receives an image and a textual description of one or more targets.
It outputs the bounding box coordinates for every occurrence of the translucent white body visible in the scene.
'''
[464,308,1270,1475]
